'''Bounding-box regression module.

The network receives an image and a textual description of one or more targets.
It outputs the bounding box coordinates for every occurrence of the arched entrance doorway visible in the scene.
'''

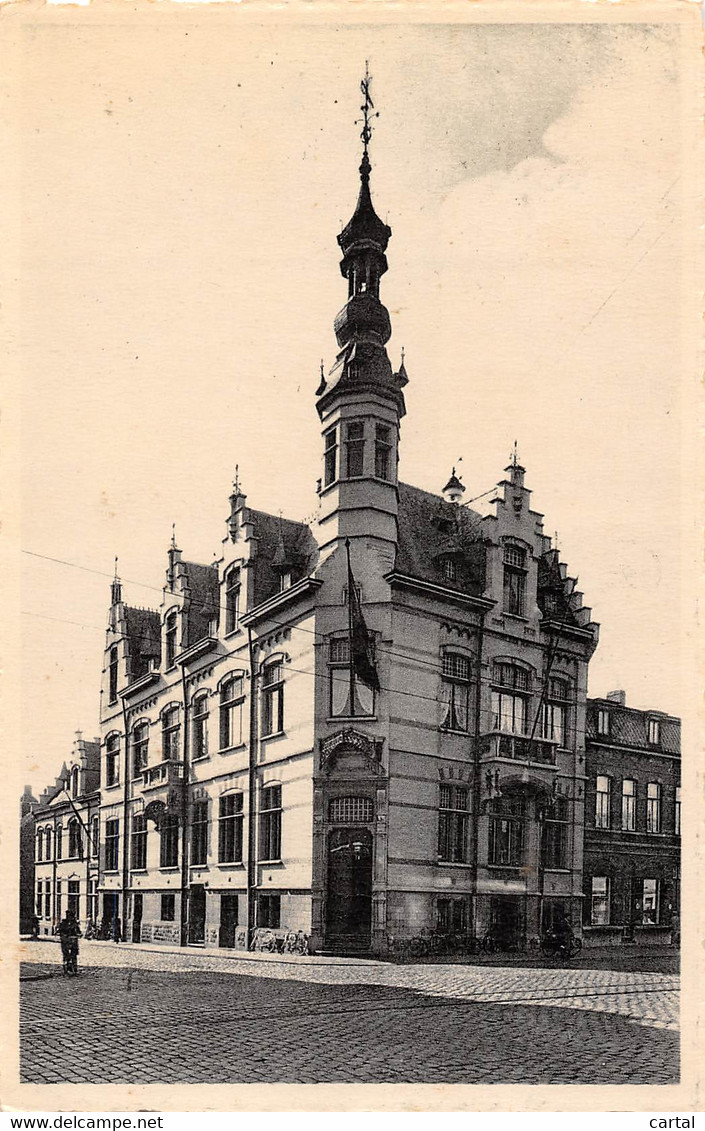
[326,827,373,951]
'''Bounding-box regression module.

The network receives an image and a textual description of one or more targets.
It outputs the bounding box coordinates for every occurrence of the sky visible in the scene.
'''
[18,19,686,795]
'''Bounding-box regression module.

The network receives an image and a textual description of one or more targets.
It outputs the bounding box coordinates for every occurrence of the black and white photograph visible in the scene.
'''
[5,0,701,1113]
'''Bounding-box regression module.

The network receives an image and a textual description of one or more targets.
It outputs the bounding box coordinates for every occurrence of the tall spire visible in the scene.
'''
[110,556,122,607]
[317,65,406,419]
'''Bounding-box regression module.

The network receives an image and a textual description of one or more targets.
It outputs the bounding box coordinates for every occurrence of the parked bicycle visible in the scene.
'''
[540,931,583,961]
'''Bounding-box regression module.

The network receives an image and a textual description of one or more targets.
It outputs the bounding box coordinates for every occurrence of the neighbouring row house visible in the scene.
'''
[27,83,680,954]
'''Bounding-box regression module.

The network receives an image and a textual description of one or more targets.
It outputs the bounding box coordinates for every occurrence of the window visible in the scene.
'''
[44,880,51,920]
[162,706,180,760]
[437,898,468,934]
[503,544,527,616]
[647,718,661,746]
[91,816,99,857]
[491,663,530,735]
[329,796,374,823]
[262,662,284,737]
[324,427,338,486]
[488,794,526,866]
[131,813,147,869]
[105,734,120,786]
[642,878,659,925]
[161,893,176,922]
[328,636,374,717]
[442,558,457,582]
[259,784,282,861]
[438,784,469,863]
[105,819,119,871]
[132,721,149,777]
[37,829,43,862]
[56,881,62,922]
[165,611,178,668]
[622,779,636,831]
[68,818,82,859]
[192,694,209,758]
[219,675,245,749]
[191,800,208,866]
[597,708,610,736]
[88,878,98,925]
[344,420,365,478]
[160,813,179,868]
[440,653,471,732]
[71,767,80,798]
[647,782,662,833]
[56,825,62,861]
[542,678,568,746]
[257,893,280,929]
[375,424,392,480]
[218,793,244,863]
[595,775,611,829]
[225,568,241,635]
[36,881,43,918]
[109,645,119,704]
[675,786,681,836]
[45,828,52,860]
[591,876,610,925]
[541,796,568,869]
[67,879,80,918]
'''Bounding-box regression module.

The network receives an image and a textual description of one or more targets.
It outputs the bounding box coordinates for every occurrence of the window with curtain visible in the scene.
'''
[262,662,284,737]
[595,775,611,829]
[542,678,568,746]
[622,779,636,831]
[192,693,209,758]
[438,784,469,863]
[591,876,610,925]
[328,636,374,717]
[440,653,471,732]
[105,734,120,786]
[646,782,662,833]
[162,707,180,760]
[491,663,530,735]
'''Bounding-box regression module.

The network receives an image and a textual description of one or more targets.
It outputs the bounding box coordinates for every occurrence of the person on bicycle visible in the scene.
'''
[552,908,573,955]
[59,910,81,972]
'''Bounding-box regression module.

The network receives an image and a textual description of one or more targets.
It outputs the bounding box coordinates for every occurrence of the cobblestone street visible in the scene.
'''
[19,941,678,1085]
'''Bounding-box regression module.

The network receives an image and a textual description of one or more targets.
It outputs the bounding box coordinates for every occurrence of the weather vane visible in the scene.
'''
[356,61,379,158]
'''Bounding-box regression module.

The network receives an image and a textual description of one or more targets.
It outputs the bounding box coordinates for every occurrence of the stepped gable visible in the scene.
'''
[123,605,161,679]
[395,482,486,596]
[587,700,680,753]
[180,561,220,646]
[537,550,581,628]
[249,510,318,607]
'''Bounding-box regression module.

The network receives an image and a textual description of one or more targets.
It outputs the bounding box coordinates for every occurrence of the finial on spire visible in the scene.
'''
[554,531,560,552]
[355,61,380,177]
[233,465,240,494]
[171,523,177,551]
[113,556,119,580]
[110,555,123,607]
[512,440,519,468]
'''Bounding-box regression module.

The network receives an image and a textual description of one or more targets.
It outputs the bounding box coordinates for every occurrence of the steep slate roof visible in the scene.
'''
[124,606,161,679]
[181,561,219,647]
[586,699,680,754]
[248,511,318,609]
[395,482,486,597]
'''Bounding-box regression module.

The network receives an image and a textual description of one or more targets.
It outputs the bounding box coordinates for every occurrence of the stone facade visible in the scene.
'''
[583,692,680,946]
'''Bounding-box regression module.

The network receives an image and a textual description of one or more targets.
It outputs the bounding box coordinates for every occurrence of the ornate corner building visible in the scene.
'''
[27,79,679,955]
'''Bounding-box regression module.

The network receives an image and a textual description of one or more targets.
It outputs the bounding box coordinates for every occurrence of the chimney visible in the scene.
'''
[606,690,626,706]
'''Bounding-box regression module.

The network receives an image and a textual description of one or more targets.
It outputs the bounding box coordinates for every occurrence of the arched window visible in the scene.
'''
[219,675,245,749]
[162,706,180,760]
[503,543,528,616]
[71,767,80,798]
[108,645,119,704]
[56,825,63,861]
[225,568,241,635]
[68,817,83,859]
[105,733,120,786]
[165,611,178,669]
[45,828,52,860]
[491,662,531,735]
[261,661,285,737]
[132,720,149,777]
[91,815,99,857]
[438,784,469,862]
[192,693,209,758]
[37,829,44,862]
[440,653,471,732]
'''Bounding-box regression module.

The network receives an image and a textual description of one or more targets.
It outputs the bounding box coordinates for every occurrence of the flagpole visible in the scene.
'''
[345,538,356,719]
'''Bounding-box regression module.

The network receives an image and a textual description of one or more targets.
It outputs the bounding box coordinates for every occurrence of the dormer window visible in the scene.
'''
[597,708,610,737]
[225,568,241,635]
[442,558,457,582]
[345,421,365,478]
[165,611,178,668]
[503,544,527,616]
[647,718,661,746]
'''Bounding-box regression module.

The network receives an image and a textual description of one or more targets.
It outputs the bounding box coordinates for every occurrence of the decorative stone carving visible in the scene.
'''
[319,728,385,776]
